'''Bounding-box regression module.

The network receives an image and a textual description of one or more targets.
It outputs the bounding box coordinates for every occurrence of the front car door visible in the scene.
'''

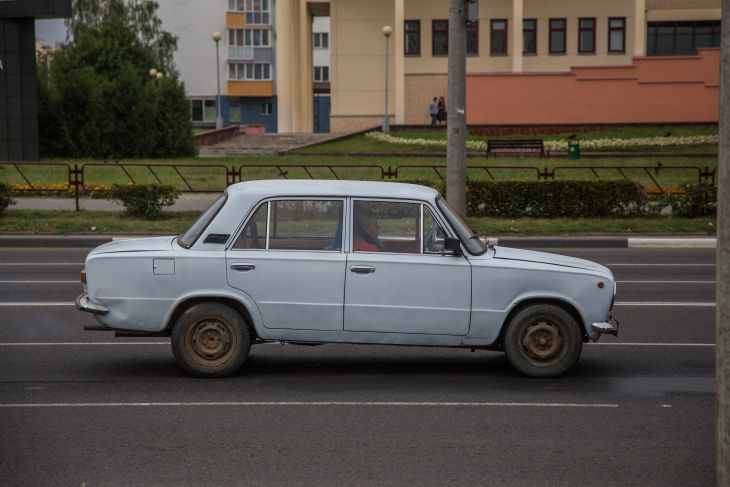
[226,197,346,331]
[344,199,471,336]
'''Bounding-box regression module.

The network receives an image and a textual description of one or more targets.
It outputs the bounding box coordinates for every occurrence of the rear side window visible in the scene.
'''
[234,200,344,251]
[234,202,268,249]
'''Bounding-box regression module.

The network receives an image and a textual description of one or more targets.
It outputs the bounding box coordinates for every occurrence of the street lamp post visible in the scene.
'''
[212,31,224,130]
[382,25,393,133]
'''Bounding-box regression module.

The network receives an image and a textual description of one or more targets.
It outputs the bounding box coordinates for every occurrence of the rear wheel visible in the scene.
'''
[503,304,583,378]
[171,302,251,377]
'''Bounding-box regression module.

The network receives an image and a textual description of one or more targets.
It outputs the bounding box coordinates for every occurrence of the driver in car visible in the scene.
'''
[353,205,383,252]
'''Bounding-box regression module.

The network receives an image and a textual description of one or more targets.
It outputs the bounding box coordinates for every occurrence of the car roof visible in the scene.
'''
[227,179,440,200]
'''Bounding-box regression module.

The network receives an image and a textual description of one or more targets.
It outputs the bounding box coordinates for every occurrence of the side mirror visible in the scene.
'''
[444,237,462,256]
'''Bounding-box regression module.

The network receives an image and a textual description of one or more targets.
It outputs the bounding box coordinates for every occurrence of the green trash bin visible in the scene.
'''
[568,141,581,160]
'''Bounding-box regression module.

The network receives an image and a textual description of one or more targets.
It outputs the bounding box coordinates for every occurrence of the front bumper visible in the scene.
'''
[590,316,619,342]
[75,294,109,316]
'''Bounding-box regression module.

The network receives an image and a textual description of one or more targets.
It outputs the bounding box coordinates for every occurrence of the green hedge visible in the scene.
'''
[660,183,717,217]
[110,184,179,219]
[397,179,651,218]
[0,184,15,216]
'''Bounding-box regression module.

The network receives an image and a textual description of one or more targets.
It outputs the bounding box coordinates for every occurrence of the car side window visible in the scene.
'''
[269,200,343,251]
[234,202,268,249]
[423,207,448,253]
[353,200,421,254]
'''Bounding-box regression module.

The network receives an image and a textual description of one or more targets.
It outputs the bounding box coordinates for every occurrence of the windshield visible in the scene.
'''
[178,194,227,248]
[436,197,487,255]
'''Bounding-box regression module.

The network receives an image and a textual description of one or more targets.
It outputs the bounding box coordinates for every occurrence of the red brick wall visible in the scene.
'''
[466,48,720,125]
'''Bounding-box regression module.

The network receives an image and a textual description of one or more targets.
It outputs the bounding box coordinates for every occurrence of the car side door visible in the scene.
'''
[344,199,471,336]
[226,197,347,331]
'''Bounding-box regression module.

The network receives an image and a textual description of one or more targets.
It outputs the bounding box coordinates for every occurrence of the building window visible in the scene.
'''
[549,18,567,54]
[229,62,272,80]
[228,0,270,25]
[229,28,270,47]
[523,18,537,54]
[314,66,330,82]
[578,18,596,54]
[260,102,273,116]
[405,20,421,56]
[191,99,217,123]
[647,20,720,55]
[313,32,329,49]
[490,19,507,56]
[432,20,449,56]
[467,20,479,55]
[608,17,626,53]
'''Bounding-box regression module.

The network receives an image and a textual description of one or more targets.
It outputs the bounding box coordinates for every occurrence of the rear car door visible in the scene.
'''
[226,198,347,331]
[344,199,471,336]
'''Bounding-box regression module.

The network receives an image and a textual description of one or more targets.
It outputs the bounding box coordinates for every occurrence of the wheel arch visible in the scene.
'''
[496,296,588,348]
[162,291,263,340]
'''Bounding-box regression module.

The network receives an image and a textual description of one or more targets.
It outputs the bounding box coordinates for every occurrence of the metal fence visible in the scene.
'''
[0,161,717,211]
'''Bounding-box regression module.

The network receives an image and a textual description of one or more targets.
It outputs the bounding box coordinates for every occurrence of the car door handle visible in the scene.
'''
[350,265,375,274]
[230,263,256,272]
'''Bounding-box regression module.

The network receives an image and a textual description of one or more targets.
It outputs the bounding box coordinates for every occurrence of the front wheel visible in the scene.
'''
[171,302,251,378]
[503,304,583,378]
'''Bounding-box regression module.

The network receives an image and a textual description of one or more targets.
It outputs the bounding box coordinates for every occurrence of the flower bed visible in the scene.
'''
[366,132,719,152]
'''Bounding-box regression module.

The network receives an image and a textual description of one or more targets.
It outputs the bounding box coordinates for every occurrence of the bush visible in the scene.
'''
[659,183,717,217]
[0,184,15,216]
[465,180,649,218]
[110,184,179,219]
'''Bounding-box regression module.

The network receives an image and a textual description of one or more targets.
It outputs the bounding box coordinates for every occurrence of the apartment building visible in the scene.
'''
[157,0,278,132]
[275,0,721,133]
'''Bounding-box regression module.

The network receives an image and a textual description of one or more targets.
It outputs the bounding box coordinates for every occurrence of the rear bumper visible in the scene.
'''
[75,294,109,316]
[590,316,619,342]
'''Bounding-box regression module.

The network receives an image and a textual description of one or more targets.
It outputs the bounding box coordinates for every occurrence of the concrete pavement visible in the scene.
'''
[0,246,717,486]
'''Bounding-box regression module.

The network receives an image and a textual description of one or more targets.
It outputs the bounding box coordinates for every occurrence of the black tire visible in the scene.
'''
[503,304,583,378]
[171,302,251,378]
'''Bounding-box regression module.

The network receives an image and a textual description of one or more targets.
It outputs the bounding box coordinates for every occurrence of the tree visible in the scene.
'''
[38,0,194,158]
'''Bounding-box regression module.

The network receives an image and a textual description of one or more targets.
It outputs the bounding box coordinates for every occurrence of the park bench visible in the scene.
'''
[486,139,546,158]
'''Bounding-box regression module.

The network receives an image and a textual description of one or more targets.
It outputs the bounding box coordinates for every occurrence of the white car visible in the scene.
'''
[77,180,618,378]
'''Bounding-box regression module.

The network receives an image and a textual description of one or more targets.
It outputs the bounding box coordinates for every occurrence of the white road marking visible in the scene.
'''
[0,280,79,284]
[0,262,83,266]
[614,301,715,307]
[587,342,715,347]
[0,341,714,348]
[0,342,168,346]
[0,302,74,307]
[0,401,620,409]
[617,280,715,284]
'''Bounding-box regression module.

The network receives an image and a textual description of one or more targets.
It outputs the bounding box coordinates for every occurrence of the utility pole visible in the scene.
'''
[718,1,729,485]
[446,0,467,216]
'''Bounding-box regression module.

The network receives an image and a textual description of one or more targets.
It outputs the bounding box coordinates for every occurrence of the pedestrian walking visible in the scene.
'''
[428,98,439,127]
[437,96,446,125]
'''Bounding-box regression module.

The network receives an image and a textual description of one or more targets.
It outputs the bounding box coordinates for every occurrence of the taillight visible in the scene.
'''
[80,270,87,285]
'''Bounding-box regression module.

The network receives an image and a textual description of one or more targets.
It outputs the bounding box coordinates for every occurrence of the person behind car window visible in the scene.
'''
[354,205,383,252]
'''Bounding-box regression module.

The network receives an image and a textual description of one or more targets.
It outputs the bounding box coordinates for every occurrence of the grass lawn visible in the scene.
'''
[0,210,715,236]
[0,154,717,194]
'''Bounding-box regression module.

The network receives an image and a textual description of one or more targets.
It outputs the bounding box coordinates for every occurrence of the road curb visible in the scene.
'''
[0,235,717,249]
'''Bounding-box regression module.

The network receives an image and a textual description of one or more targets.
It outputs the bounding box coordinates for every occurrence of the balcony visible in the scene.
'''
[228,81,274,97]
[228,46,254,60]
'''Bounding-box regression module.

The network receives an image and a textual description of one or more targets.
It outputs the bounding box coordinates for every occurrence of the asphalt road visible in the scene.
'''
[0,246,717,487]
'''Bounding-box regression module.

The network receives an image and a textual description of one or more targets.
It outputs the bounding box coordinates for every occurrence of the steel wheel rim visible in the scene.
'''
[187,319,236,367]
[521,320,564,366]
